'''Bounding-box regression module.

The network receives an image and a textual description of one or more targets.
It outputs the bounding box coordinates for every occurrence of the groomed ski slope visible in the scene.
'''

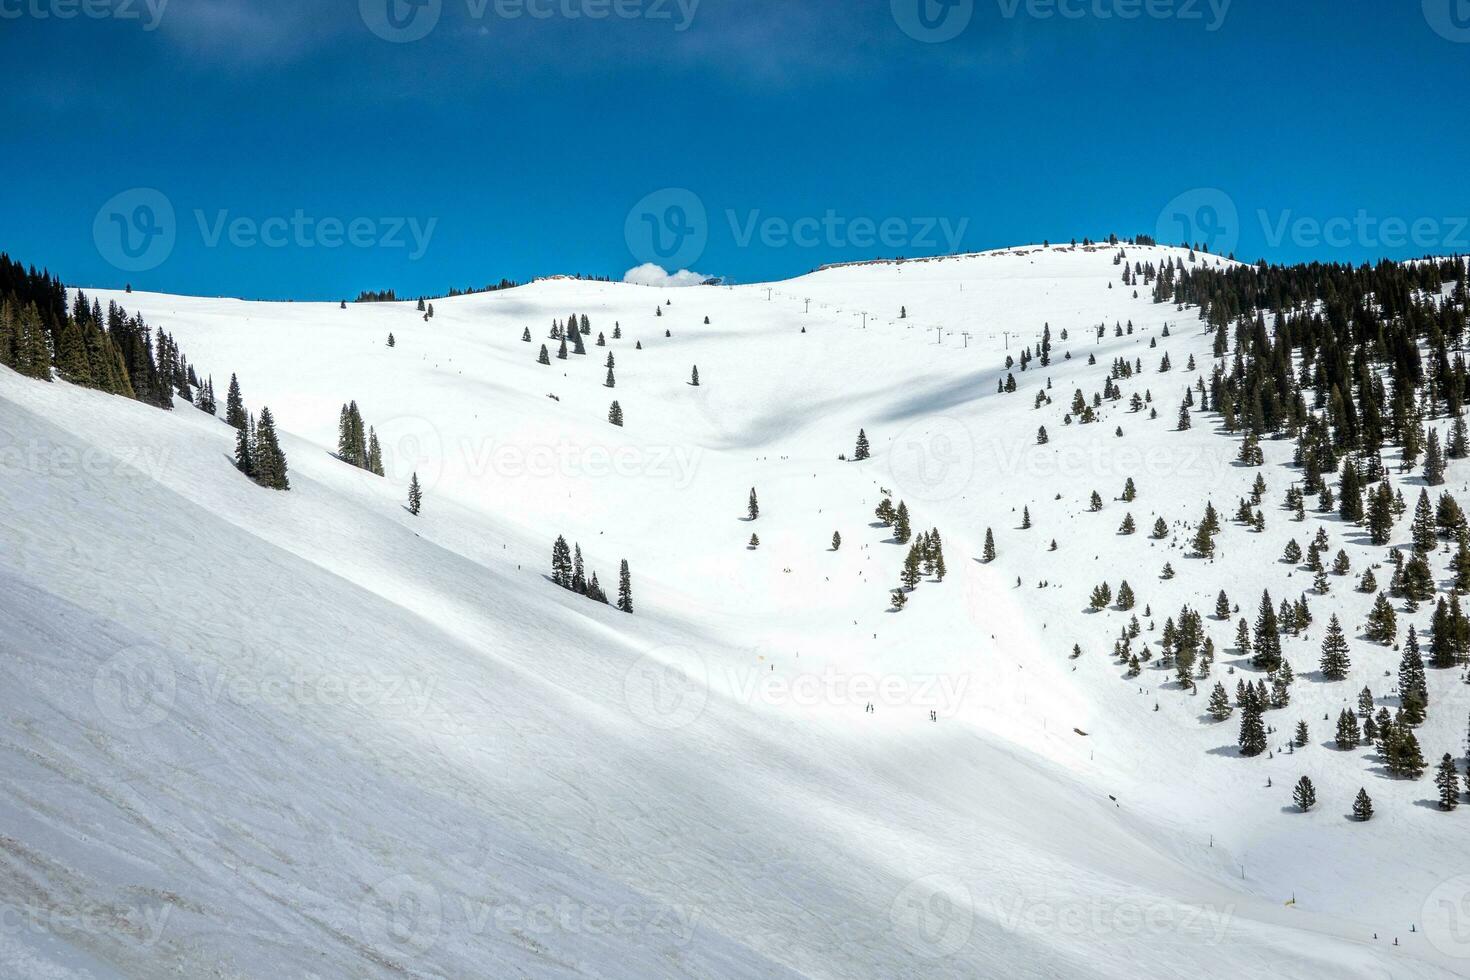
[2,243,1467,977]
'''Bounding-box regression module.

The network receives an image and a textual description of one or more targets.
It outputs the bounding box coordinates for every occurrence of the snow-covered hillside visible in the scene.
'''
[3,243,1468,977]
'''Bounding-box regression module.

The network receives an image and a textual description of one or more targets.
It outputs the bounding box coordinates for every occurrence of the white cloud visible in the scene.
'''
[622,264,717,288]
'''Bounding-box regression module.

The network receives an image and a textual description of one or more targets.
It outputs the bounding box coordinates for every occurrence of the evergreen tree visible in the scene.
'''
[1425,428,1447,486]
[617,560,633,613]
[1294,720,1310,748]
[983,528,996,562]
[691,365,700,386]
[252,408,290,490]
[1208,682,1233,720]
[1352,788,1373,821]
[894,501,912,543]
[748,487,760,521]
[226,373,246,430]
[538,344,551,365]
[1436,754,1461,810]
[1413,489,1437,554]
[901,544,922,589]
[832,531,842,551]
[854,429,871,460]
[234,412,255,478]
[551,536,572,587]
[1399,627,1429,707]
[1319,614,1351,680]
[1252,591,1282,671]
[407,472,422,515]
[1293,775,1316,811]
[1237,685,1267,756]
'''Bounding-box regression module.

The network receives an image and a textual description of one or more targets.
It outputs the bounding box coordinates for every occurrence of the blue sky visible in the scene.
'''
[2,0,1469,299]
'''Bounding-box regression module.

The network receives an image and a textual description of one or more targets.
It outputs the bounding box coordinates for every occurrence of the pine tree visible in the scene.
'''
[252,407,290,490]
[1319,614,1351,680]
[1436,754,1461,810]
[571,545,586,594]
[1215,590,1230,620]
[234,412,254,478]
[1294,720,1310,747]
[854,429,870,460]
[1151,516,1168,539]
[538,344,551,365]
[983,528,996,562]
[690,365,700,386]
[894,501,912,543]
[608,400,623,426]
[1252,591,1282,671]
[226,373,246,429]
[1208,682,1233,720]
[1116,580,1135,610]
[605,366,615,388]
[1399,627,1429,707]
[1425,428,1447,486]
[832,531,842,551]
[901,545,922,589]
[1352,788,1373,821]
[1237,685,1267,756]
[1292,775,1316,811]
[1413,489,1437,554]
[551,536,572,587]
[748,488,760,521]
[617,560,633,613]
[407,472,422,515]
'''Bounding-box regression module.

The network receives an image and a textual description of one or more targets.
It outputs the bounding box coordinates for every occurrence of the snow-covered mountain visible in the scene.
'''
[3,243,1468,978]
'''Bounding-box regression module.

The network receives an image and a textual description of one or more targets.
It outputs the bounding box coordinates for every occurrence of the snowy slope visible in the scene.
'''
[2,243,1467,977]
